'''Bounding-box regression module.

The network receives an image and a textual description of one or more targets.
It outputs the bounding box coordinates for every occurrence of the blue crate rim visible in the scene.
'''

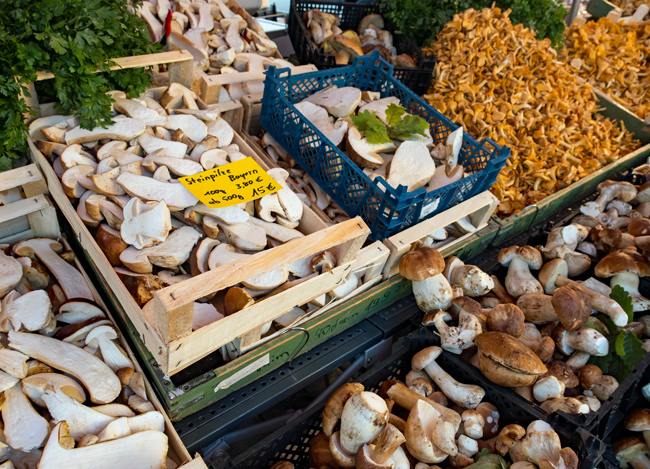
[263,52,510,210]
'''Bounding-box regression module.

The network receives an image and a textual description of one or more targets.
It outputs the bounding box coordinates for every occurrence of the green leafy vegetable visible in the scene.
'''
[465,449,510,468]
[0,0,158,169]
[610,285,634,322]
[350,104,429,144]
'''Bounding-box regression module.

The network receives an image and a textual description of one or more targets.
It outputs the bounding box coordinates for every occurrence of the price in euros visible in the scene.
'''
[251,182,278,197]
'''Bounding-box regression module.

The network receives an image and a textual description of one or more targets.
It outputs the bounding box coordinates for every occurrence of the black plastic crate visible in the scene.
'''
[288,0,435,95]
[440,190,650,434]
[230,329,605,468]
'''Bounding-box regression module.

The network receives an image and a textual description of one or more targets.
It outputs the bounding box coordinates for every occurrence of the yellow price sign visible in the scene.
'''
[179,157,282,208]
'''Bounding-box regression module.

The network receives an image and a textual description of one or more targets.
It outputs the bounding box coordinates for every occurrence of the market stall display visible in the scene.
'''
[561,17,650,123]
[423,8,641,218]
[0,164,206,468]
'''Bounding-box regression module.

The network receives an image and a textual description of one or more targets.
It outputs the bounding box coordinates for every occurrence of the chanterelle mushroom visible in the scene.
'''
[399,247,453,312]
[497,246,543,298]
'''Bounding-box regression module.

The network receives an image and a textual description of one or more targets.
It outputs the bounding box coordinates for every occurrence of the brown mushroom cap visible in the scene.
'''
[591,228,635,253]
[329,35,364,57]
[551,285,591,331]
[629,218,650,237]
[486,304,525,336]
[598,180,637,203]
[475,332,547,387]
[399,247,445,282]
[578,364,603,390]
[626,409,650,432]
[497,246,543,269]
[411,346,442,371]
[595,250,650,278]
[543,360,579,388]
[449,296,482,321]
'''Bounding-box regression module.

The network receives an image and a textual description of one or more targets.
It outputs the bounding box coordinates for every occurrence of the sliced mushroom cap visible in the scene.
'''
[346,127,394,170]
[0,251,23,298]
[116,172,199,211]
[120,198,173,250]
[66,119,146,145]
[386,141,435,192]
[120,226,201,273]
[22,373,86,408]
[303,86,362,118]
[294,101,348,147]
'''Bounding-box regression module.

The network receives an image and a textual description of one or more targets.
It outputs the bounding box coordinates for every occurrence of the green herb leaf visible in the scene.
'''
[615,331,626,357]
[351,111,392,144]
[385,103,406,127]
[620,331,646,371]
[389,113,430,140]
[610,285,634,322]
[465,449,510,468]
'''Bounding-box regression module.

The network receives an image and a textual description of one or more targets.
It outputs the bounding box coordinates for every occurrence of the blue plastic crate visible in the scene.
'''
[260,51,511,241]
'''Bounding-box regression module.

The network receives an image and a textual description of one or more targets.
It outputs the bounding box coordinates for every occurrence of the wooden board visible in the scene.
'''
[200,64,318,106]
[28,126,369,375]
[594,89,650,144]
[383,191,499,277]
[0,165,206,468]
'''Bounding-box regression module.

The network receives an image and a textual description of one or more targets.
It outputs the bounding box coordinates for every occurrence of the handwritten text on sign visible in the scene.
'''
[179,157,281,208]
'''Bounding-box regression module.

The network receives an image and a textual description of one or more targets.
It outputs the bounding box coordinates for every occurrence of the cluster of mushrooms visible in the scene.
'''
[137,0,295,100]
[271,361,578,468]
[423,8,640,217]
[0,238,171,468]
[561,17,650,121]
[399,168,650,416]
[614,402,650,467]
[302,11,417,67]
[292,85,470,196]
[28,82,343,342]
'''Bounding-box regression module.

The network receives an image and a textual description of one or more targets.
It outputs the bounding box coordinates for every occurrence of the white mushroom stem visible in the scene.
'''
[610,272,650,312]
[8,330,121,404]
[420,359,485,409]
[85,326,133,375]
[39,422,168,469]
[563,328,609,356]
[505,258,542,298]
[2,383,50,451]
[412,274,453,312]
[43,387,116,441]
[532,376,566,403]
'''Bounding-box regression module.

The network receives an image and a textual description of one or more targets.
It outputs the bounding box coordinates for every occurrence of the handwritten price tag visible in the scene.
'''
[179,157,282,208]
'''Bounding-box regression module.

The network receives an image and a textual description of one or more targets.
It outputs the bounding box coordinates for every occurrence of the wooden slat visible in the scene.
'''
[35,51,194,81]
[0,163,48,196]
[382,191,499,277]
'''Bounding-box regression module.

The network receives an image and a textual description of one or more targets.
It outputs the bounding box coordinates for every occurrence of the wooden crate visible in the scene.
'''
[0,165,206,468]
[28,123,369,375]
[491,90,650,246]
[382,191,499,277]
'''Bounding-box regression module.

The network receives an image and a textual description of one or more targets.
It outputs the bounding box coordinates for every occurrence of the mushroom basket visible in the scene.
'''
[0,164,207,468]
[259,51,511,241]
[230,329,605,468]
[287,0,435,95]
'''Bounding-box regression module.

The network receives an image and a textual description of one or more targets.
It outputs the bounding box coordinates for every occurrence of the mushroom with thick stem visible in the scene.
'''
[520,420,565,467]
[614,435,650,469]
[461,410,485,439]
[39,422,168,469]
[85,325,134,384]
[554,276,628,327]
[412,346,485,409]
[0,251,23,298]
[432,310,481,354]
[385,381,461,429]
[356,423,406,468]
[120,226,201,274]
[322,382,365,437]
[532,376,565,402]
[405,399,454,463]
[329,391,388,467]
[345,126,393,169]
[22,372,86,407]
[304,86,362,118]
[120,198,172,250]
[595,249,650,312]
[592,375,619,401]
[539,397,590,414]
[399,247,453,313]
[13,238,94,301]
[294,102,348,147]
[497,246,543,298]
[8,330,121,404]
[386,141,436,192]
[444,257,494,297]
[552,325,609,357]
[551,284,591,331]
[581,180,637,217]
[486,304,525,336]
[0,289,53,333]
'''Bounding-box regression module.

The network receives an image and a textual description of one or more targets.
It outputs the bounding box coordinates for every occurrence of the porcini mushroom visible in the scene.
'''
[412,346,485,409]
[497,246,543,298]
[399,247,453,312]
[595,249,650,312]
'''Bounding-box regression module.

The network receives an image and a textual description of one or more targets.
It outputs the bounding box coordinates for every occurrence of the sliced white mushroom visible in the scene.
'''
[186,203,249,224]
[386,141,435,191]
[116,172,199,211]
[60,145,97,171]
[294,102,348,146]
[113,99,167,127]
[164,115,207,143]
[2,383,50,451]
[39,422,168,469]
[0,289,53,333]
[207,244,289,289]
[137,133,187,159]
[120,198,172,250]
[207,118,234,147]
[119,226,201,273]
[303,86,362,118]
[192,303,224,330]
[0,251,22,299]
[0,347,29,378]
[96,412,165,442]
[142,154,203,177]
[22,373,86,408]
[65,119,146,145]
